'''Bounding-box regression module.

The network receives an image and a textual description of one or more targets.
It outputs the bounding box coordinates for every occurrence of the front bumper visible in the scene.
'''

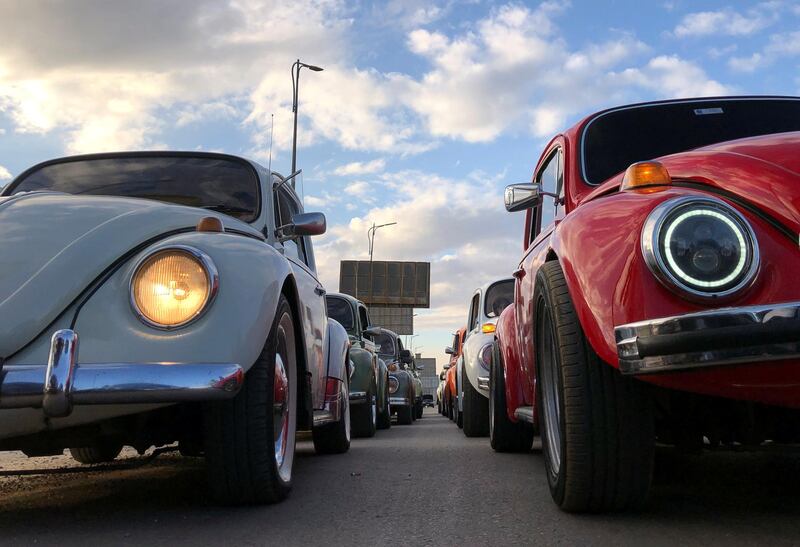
[0,329,244,418]
[615,301,800,375]
[349,390,368,404]
[389,396,411,407]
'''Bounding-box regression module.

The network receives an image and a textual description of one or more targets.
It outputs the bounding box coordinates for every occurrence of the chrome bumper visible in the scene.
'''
[477,376,490,390]
[615,301,800,375]
[349,390,368,404]
[0,329,244,418]
[389,396,411,406]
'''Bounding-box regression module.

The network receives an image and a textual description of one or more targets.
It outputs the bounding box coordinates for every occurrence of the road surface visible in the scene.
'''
[1,409,800,545]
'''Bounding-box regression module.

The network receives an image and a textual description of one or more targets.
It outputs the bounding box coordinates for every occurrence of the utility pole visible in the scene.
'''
[291,59,323,183]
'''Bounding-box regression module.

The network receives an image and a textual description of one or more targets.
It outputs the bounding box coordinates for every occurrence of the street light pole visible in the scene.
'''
[291,59,324,182]
[366,221,397,302]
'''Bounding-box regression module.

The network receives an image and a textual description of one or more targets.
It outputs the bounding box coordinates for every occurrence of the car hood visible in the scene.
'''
[0,192,261,358]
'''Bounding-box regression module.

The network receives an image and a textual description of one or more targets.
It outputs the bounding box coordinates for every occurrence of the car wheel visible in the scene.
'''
[352,380,377,438]
[535,261,654,513]
[377,382,391,430]
[313,371,352,454]
[69,442,123,464]
[397,404,413,425]
[462,372,489,437]
[455,369,464,429]
[489,342,533,452]
[203,294,297,505]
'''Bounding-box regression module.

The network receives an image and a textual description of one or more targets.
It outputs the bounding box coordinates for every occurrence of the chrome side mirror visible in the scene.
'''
[363,326,382,338]
[444,346,455,355]
[278,212,326,240]
[504,183,542,212]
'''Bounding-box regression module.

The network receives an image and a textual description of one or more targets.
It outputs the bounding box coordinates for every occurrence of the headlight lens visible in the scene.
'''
[388,376,399,394]
[642,197,758,298]
[131,247,218,328]
[479,343,493,370]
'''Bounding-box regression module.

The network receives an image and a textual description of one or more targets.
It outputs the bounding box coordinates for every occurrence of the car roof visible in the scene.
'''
[325,292,364,307]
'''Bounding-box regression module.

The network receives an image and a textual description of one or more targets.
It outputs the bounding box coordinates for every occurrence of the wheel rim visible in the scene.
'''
[539,310,562,477]
[343,378,351,442]
[274,314,297,483]
[371,394,377,427]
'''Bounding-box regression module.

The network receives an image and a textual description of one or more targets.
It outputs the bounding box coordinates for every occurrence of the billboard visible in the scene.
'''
[339,260,430,308]
[368,306,414,335]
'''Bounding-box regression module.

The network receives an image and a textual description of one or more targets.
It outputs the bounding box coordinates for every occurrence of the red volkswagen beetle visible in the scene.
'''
[491,96,800,512]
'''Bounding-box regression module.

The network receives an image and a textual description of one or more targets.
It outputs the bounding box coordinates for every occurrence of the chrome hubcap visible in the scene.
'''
[343,380,351,442]
[273,352,289,476]
[540,312,562,477]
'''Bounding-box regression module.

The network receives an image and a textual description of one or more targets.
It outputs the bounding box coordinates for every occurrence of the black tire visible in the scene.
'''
[535,261,654,513]
[489,341,533,452]
[313,371,351,454]
[69,442,123,464]
[397,404,413,425]
[204,294,297,505]
[415,401,423,420]
[351,380,377,438]
[462,372,489,437]
[377,381,392,430]
[455,369,464,429]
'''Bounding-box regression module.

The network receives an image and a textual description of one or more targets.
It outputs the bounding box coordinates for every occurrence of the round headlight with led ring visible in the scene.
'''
[642,196,759,299]
[130,246,219,329]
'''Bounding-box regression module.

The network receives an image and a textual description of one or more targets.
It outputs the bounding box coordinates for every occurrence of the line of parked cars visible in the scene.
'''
[0,150,425,506]
[438,95,800,513]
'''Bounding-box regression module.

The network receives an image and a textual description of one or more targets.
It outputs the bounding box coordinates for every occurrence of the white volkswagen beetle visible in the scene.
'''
[457,278,514,437]
[0,151,352,504]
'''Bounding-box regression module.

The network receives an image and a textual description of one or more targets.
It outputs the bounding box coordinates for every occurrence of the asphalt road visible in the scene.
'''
[1,408,800,546]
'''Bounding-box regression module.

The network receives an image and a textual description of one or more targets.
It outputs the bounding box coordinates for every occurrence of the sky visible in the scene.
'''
[1,0,799,371]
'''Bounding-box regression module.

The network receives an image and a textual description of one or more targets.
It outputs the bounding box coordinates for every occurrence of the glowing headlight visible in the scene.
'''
[131,246,218,328]
[642,197,758,299]
[388,376,399,394]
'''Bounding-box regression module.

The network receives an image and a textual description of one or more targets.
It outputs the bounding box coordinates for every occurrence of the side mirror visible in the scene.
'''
[444,346,454,355]
[400,349,413,364]
[363,326,382,338]
[278,212,327,240]
[416,363,425,371]
[504,183,542,212]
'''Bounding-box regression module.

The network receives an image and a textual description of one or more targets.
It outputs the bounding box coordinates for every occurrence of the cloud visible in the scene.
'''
[344,181,371,195]
[0,165,11,181]
[728,53,764,73]
[616,55,730,97]
[333,158,386,176]
[673,4,780,37]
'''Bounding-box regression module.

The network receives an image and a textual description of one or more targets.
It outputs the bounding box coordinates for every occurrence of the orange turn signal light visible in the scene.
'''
[481,323,496,334]
[621,161,671,191]
[197,216,224,233]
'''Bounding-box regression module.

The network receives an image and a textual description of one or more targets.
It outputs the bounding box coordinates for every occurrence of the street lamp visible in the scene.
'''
[291,59,324,180]
[366,221,397,302]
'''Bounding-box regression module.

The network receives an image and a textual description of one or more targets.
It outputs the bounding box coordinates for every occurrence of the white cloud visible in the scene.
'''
[344,181,371,195]
[0,165,11,181]
[673,4,780,37]
[616,55,730,97]
[333,158,386,176]
[728,53,764,73]
[766,30,800,56]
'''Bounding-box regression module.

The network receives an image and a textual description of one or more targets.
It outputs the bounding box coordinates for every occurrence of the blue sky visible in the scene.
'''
[1,0,799,368]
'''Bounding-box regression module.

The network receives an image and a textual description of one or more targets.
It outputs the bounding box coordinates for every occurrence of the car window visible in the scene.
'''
[325,296,354,330]
[358,305,370,330]
[484,279,514,318]
[374,333,395,357]
[275,186,308,265]
[8,155,261,222]
[535,149,560,236]
[451,332,460,354]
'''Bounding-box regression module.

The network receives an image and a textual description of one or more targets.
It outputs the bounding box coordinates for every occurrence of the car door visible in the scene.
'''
[516,145,564,402]
[274,185,328,408]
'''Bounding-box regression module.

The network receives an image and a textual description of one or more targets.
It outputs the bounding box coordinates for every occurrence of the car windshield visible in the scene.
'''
[374,333,396,358]
[7,155,260,222]
[484,280,514,318]
[582,97,800,185]
[326,297,354,331]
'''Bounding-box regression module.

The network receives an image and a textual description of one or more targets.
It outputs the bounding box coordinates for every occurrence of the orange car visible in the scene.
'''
[443,327,466,425]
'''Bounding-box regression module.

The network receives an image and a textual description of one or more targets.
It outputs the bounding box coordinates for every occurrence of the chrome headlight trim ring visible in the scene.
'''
[641,196,759,300]
[129,245,220,330]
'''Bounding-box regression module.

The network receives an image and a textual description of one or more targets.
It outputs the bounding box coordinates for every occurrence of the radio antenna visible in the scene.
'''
[267,113,274,175]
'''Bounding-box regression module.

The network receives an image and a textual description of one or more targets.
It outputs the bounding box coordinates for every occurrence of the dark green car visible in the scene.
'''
[373,328,421,425]
[326,293,391,437]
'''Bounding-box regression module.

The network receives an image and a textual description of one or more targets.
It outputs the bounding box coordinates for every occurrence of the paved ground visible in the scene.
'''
[1,409,800,545]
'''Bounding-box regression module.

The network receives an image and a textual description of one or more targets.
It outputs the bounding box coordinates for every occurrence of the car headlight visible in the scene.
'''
[388,376,399,394]
[642,196,758,299]
[478,343,493,370]
[130,246,218,328]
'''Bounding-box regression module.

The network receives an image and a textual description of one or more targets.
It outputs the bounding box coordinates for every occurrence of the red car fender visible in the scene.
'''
[495,304,533,423]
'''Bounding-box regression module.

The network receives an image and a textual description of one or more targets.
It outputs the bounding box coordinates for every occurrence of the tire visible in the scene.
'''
[313,372,352,454]
[204,294,297,505]
[415,401,423,420]
[455,371,464,429]
[462,370,489,437]
[535,261,654,513]
[489,342,533,452]
[351,380,377,438]
[69,442,123,464]
[397,404,413,425]
[377,382,392,430]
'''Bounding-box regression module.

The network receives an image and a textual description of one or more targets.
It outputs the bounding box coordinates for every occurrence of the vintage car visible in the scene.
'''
[410,356,425,419]
[373,328,417,424]
[494,95,800,512]
[0,151,353,505]
[436,374,445,414]
[444,327,465,424]
[457,278,514,437]
[325,292,391,435]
